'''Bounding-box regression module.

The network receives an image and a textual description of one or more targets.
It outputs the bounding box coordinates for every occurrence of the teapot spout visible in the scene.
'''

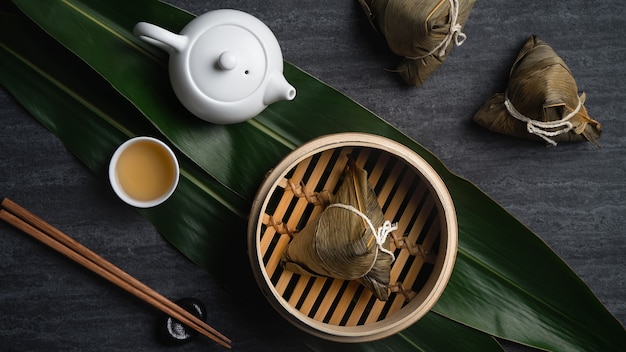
[263,72,296,105]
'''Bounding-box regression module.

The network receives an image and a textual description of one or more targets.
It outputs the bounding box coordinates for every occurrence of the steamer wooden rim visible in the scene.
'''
[247,133,457,342]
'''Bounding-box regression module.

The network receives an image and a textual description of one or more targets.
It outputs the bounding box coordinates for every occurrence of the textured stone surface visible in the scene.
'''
[1,1,624,351]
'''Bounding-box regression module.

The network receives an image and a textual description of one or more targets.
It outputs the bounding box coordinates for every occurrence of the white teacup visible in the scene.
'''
[109,137,179,208]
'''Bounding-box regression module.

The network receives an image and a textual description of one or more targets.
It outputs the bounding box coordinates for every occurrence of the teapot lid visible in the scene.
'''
[189,23,266,102]
[179,9,283,104]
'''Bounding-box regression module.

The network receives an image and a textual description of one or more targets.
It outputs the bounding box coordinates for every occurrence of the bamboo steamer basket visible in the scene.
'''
[247,133,457,342]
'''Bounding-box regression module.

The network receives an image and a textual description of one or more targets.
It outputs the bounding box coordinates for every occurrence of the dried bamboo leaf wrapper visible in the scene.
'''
[281,162,394,301]
[473,35,602,145]
[359,0,476,86]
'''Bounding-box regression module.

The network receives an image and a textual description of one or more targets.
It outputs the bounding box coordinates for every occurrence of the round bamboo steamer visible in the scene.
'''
[248,133,457,342]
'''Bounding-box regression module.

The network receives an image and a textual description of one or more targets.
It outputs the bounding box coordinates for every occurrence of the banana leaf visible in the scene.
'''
[2,1,625,351]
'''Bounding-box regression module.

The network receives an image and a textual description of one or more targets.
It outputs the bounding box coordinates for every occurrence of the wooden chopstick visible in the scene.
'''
[0,198,231,349]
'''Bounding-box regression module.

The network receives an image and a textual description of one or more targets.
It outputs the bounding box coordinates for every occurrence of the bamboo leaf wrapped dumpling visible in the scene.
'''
[473,35,602,146]
[281,160,396,301]
[359,0,476,87]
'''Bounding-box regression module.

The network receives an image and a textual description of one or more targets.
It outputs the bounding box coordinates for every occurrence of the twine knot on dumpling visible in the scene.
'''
[504,92,583,146]
[408,0,468,60]
[327,203,397,263]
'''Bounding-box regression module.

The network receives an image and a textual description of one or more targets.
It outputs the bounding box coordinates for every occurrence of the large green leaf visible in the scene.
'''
[437,176,626,350]
[3,0,626,350]
[0,10,502,352]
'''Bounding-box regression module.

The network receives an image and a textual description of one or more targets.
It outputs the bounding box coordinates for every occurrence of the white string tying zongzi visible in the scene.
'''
[504,92,582,146]
[407,0,467,60]
[326,203,397,263]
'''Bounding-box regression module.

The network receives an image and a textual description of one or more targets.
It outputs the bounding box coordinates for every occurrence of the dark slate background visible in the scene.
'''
[1,1,624,351]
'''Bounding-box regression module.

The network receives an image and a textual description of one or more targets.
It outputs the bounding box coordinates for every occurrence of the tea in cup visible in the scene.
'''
[109,137,179,208]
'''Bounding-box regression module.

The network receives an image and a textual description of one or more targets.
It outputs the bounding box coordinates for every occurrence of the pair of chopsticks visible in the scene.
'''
[0,197,231,349]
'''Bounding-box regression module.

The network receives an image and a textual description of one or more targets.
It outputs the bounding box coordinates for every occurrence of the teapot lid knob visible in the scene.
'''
[218,51,238,71]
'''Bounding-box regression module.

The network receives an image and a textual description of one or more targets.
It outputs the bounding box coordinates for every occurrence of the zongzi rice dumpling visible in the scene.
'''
[281,161,396,301]
[473,35,602,146]
[359,0,476,87]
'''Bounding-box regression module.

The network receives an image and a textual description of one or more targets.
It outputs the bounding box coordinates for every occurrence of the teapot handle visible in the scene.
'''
[133,22,187,54]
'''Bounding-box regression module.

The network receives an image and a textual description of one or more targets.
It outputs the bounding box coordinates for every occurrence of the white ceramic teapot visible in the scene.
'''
[134,9,296,124]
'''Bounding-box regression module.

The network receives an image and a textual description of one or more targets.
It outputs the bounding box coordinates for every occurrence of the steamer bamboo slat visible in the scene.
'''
[248,133,457,342]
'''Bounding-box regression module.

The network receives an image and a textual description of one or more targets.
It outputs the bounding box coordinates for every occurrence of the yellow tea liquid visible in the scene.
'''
[116,140,176,201]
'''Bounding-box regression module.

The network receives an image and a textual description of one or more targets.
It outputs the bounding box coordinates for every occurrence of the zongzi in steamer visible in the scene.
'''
[473,35,602,146]
[281,161,396,301]
[359,0,476,87]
